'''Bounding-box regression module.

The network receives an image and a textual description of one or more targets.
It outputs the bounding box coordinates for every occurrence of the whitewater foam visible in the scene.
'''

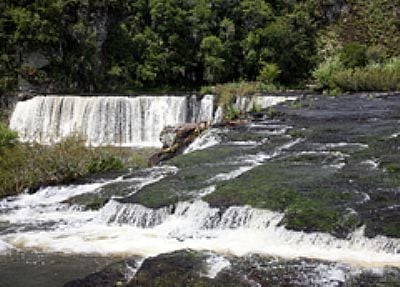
[184,128,222,154]
[203,254,231,278]
[2,199,399,268]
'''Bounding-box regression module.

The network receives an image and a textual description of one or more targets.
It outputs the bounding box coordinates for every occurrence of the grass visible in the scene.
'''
[0,124,152,197]
[332,64,400,92]
[314,56,400,93]
[200,81,279,106]
[200,81,280,120]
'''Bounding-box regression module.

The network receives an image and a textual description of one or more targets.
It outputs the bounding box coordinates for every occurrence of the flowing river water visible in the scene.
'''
[1,94,399,286]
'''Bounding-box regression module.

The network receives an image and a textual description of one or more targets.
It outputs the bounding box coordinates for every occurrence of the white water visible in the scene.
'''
[203,254,231,278]
[4,94,400,272]
[10,95,214,147]
[1,187,399,268]
[184,128,222,154]
[235,96,296,112]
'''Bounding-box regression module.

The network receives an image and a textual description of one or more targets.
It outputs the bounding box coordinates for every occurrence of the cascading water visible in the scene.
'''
[9,95,214,147]
[2,94,400,286]
[1,194,399,267]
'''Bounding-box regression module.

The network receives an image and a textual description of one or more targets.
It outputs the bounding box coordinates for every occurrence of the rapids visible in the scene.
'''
[2,93,400,286]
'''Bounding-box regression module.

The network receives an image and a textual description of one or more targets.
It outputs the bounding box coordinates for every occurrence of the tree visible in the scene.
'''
[201,35,225,83]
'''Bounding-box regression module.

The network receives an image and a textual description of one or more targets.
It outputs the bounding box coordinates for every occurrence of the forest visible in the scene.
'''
[0,0,399,93]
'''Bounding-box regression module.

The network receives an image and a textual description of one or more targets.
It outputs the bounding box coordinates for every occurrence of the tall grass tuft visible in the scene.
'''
[0,128,150,197]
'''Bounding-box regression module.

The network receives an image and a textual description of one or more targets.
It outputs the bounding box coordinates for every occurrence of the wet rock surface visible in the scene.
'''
[121,93,400,238]
[1,93,400,287]
[64,258,139,287]
[66,250,398,287]
[148,122,209,166]
[128,250,249,287]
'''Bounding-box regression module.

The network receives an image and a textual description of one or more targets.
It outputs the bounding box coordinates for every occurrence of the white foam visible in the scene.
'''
[2,200,399,268]
[184,128,221,154]
[0,183,103,225]
[209,139,301,183]
[361,159,380,170]
[208,165,254,182]
[203,255,231,278]
[324,143,368,149]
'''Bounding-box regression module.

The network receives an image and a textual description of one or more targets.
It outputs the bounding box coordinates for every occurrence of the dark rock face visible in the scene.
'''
[63,250,400,287]
[127,250,400,287]
[128,250,249,287]
[64,259,138,287]
[0,93,17,112]
[148,122,209,166]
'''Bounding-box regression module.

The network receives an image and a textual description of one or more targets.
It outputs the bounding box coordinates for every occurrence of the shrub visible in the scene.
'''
[224,104,241,120]
[0,123,18,150]
[257,63,281,84]
[315,54,400,93]
[312,55,343,90]
[0,135,133,198]
[366,45,387,65]
[332,63,400,92]
[340,42,368,69]
[200,81,278,107]
[384,57,400,72]
[87,155,124,173]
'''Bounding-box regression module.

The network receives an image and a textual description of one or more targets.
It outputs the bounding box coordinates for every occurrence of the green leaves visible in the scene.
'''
[0,0,348,92]
[0,124,18,150]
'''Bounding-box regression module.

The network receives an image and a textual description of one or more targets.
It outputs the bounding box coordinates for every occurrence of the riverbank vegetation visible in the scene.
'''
[313,44,400,94]
[0,124,151,198]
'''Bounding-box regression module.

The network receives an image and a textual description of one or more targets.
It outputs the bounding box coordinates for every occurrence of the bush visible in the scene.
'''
[0,123,18,150]
[257,63,281,84]
[315,54,400,93]
[340,42,368,69]
[332,63,400,92]
[224,104,240,120]
[200,81,280,107]
[0,135,132,198]
[366,45,388,65]
[87,155,124,173]
[312,55,343,90]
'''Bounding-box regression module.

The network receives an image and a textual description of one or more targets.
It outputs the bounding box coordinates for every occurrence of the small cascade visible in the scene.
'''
[98,200,172,228]
[10,95,214,147]
[184,128,222,154]
[235,95,296,113]
[86,199,400,266]
[1,191,399,267]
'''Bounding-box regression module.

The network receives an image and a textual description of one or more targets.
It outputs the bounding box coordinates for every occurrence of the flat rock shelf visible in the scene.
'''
[0,93,399,286]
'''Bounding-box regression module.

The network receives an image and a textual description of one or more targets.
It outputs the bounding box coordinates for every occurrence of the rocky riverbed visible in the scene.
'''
[0,93,399,286]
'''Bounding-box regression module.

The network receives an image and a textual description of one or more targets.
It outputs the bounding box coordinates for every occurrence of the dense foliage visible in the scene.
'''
[0,0,337,92]
[1,0,399,93]
[313,43,400,93]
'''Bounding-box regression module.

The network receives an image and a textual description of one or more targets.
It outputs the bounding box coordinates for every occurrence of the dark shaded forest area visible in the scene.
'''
[0,0,399,93]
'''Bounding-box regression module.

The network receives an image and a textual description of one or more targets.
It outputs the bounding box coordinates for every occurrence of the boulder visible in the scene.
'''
[149,122,208,166]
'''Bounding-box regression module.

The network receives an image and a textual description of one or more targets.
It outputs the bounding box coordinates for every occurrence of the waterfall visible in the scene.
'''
[98,200,173,228]
[9,95,215,147]
[92,199,399,267]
